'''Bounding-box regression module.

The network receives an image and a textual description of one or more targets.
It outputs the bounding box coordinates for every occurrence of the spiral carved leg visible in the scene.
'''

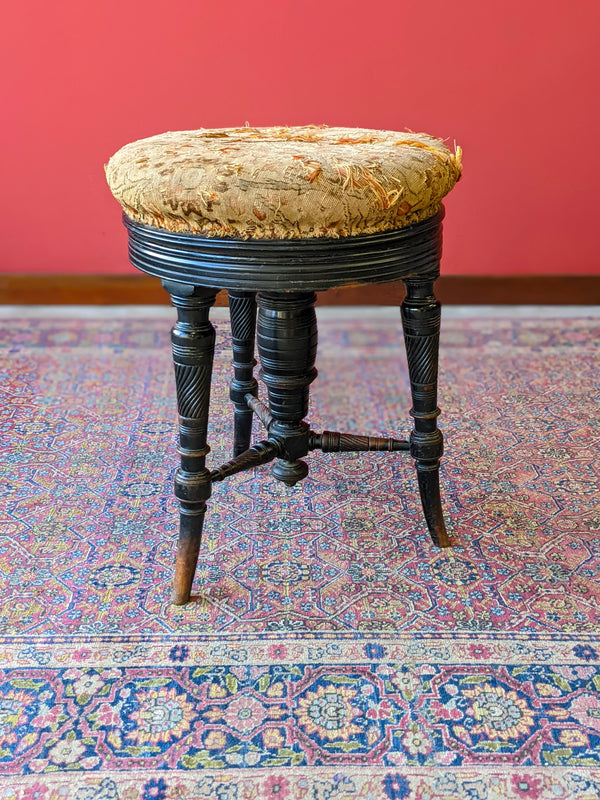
[256,292,318,486]
[228,290,258,456]
[401,278,450,548]
[163,280,218,604]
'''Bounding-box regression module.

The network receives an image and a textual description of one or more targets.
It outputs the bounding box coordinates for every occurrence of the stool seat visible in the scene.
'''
[106,125,461,240]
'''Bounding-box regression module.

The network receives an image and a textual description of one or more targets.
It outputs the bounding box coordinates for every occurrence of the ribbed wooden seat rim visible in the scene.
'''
[124,209,444,292]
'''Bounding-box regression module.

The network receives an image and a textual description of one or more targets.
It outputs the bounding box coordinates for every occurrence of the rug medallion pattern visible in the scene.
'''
[1,315,599,797]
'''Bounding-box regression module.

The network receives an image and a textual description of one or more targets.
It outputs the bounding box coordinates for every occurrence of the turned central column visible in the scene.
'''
[256,292,318,486]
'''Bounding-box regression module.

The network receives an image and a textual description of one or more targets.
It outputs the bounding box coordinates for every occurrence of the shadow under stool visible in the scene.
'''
[106,125,462,605]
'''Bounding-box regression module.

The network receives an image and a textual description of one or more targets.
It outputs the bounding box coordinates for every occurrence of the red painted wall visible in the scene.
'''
[2,0,599,275]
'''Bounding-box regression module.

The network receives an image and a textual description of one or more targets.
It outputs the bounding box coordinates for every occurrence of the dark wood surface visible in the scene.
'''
[164,281,217,606]
[401,278,449,548]
[256,291,319,487]
[228,290,258,457]
[123,212,443,291]
[2,273,598,305]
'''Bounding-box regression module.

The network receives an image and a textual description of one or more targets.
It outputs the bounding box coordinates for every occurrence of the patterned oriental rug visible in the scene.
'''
[1,311,600,799]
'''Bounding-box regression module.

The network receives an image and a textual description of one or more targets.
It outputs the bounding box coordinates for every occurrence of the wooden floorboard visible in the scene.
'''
[1,274,599,305]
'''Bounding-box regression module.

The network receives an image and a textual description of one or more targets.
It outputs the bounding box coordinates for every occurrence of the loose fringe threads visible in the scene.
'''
[335,163,407,210]
[394,137,462,179]
[454,144,463,176]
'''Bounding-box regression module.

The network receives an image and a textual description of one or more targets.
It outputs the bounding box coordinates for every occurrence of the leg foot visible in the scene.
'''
[416,464,450,548]
[172,507,206,604]
[401,277,450,548]
[233,410,254,458]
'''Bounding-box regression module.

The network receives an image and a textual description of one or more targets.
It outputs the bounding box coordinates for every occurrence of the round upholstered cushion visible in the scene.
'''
[105,125,461,240]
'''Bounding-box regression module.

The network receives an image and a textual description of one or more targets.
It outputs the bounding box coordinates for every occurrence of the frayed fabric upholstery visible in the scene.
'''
[106,125,462,239]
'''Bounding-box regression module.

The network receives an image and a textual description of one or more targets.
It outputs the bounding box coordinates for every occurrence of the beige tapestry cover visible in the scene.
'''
[106,125,462,239]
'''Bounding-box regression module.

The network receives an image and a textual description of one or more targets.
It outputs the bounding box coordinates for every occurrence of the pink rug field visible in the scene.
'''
[1,313,599,798]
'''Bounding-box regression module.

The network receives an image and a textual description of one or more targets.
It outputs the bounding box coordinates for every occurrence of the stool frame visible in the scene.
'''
[124,210,450,605]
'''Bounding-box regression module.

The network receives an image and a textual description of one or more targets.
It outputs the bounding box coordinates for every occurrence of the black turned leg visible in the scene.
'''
[163,280,218,604]
[256,292,318,486]
[401,278,450,548]
[228,290,258,456]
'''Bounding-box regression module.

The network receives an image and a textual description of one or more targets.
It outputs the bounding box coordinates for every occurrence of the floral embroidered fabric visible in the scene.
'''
[105,125,462,239]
